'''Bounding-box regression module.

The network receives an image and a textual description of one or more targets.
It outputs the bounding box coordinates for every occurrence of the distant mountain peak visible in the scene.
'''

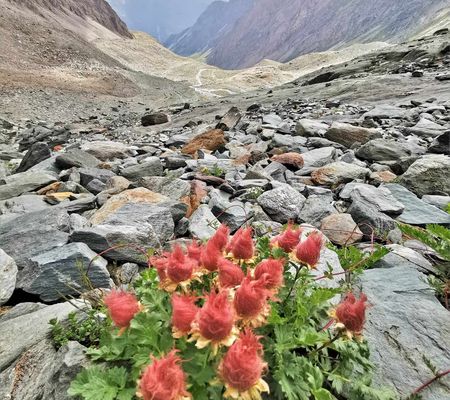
[166,0,450,69]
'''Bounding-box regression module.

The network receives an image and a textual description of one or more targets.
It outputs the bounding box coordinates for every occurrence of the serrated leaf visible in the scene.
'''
[312,388,335,400]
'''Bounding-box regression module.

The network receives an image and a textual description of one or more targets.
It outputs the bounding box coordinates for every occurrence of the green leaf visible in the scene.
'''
[312,388,335,400]
[68,366,133,400]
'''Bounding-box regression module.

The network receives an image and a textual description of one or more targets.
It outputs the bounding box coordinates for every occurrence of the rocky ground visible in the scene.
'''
[1,31,450,400]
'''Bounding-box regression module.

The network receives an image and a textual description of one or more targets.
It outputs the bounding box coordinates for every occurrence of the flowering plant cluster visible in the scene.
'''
[69,224,395,400]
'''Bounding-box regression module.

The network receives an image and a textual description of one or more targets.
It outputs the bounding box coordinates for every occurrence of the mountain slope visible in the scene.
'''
[108,0,215,43]
[166,0,450,69]
[165,0,253,55]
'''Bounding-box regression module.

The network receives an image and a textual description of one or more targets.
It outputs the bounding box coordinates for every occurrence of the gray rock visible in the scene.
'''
[0,249,17,305]
[383,183,450,225]
[0,171,57,200]
[0,194,51,218]
[405,117,447,138]
[348,199,396,237]
[374,244,435,274]
[209,189,253,232]
[79,168,116,188]
[81,141,137,161]
[120,157,164,180]
[324,122,381,148]
[0,300,87,371]
[17,242,111,302]
[16,142,51,173]
[139,176,190,200]
[0,302,47,323]
[141,112,169,126]
[356,139,412,162]
[262,114,283,127]
[55,149,100,169]
[399,154,450,196]
[189,204,220,240]
[70,223,167,265]
[363,104,412,120]
[85,178,106,194]
[341,183,404,215]
[360,266,450,400]
[271,133,307,151]
[299,147,337,173]
[42,341,90,400]
[0,336,89,400]
[218,106,241,130]
[112,263,140,286]
[257,184,306,223]
[295,119,328,137]
[0,208,70,268]
[422,195,450,210]
[429,131,450,155]
[298,194,336,227]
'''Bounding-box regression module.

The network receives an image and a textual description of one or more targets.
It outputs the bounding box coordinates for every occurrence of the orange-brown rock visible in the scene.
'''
[181,180,207,217]
[181,129,226,156]
[271,152,304,169]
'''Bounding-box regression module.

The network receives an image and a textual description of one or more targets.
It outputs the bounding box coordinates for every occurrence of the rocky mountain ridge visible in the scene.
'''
[167,0,450,69]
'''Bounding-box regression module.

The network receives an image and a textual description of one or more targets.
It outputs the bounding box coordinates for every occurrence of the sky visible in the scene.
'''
[107,0,217,42]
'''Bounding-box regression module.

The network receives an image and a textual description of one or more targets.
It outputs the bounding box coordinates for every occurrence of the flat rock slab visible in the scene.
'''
[384,183,450,225]
[0,171,57,200]
[0,208,70,268]
[399,154,450,197]
[324,122,381,148]
[17,242,111,302]
[360,266,450,400]
[0,301,86,371]
[189,204,220,240]
[0,249,17,305]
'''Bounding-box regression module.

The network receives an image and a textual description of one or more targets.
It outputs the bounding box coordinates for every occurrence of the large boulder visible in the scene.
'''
[257,184,306,223]
[383,183,450,225]
[181,129,226,155]
[311,162,370,186]
[0,249,17,305]
[120,157,164,180]
[399,154,450,196]
[17,243,111,302]
[81,141,137,161]
[360,266,450,399]
[324,122,381,148]
[16,142,51,173]
[0,171,57,200]
[0,208,70,268]
[0,301,87,371]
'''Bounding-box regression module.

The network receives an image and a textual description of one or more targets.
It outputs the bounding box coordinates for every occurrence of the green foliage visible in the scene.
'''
[69,236,395,400]
[67,366,135,400]
[201,164,225,177]
[397,223,450,261]
[50,309,108,349]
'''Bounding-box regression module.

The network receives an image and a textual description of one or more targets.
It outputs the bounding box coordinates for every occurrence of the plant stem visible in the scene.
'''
[411,369,450,396]
[308,334,341,356]
[282,262,302,306]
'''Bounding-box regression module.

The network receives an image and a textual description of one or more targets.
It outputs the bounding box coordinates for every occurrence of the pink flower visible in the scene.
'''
[335,293,368,336]
[166,245,197,283]
[210,224,230,251]
[171,294,199,336]
[295,231,324,268]
[219,329,268,394]
[218,258,245,288]
[198,291,235,343]
[138,350,190,400]
[271,223,301,252]
[227,227,254,260]
[234,276,269,320]
[187,241,203,263]
[104,290,140,328]
[200,241,222,272]
[254,259,284,290]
